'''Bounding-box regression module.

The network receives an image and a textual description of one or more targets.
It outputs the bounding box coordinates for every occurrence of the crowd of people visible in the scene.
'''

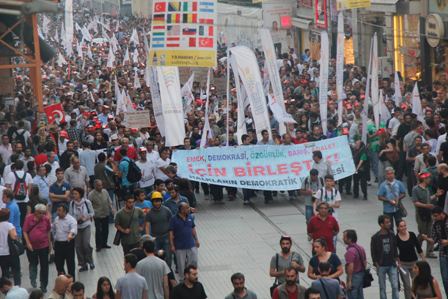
[2,0,448,298]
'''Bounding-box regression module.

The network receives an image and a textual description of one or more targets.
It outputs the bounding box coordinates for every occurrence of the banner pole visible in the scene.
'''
[226,50,230,147]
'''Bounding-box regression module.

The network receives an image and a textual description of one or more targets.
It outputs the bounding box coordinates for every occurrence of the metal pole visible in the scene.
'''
[31,14,43,113]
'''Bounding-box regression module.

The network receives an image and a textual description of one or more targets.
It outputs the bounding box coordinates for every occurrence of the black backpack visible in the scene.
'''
[14,130,26,147]
[124,158,142,183]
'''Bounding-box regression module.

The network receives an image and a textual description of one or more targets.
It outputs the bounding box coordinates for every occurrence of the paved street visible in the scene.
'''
[18,183,442,298]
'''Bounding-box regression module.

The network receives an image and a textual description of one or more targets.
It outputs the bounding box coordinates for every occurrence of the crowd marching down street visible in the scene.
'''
[3,0,448,299]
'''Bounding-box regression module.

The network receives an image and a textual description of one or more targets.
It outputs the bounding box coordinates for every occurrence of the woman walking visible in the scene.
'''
[396,220,424,299]
[69,187,95,272]
[412,261,442,298]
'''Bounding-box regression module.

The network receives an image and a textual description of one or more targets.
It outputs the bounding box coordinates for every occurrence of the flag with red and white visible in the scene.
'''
[44,103,65,124]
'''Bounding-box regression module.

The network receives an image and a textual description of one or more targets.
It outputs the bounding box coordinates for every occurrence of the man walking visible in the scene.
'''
[307,202,339,253]
[115,196,145,254]
[225,273,257,299]
[49,168,71,220]
[171,265,207,299]
[145,191,173,265]
[89,179,113,251]
[300,169,324,223]
[136,239,170,299]
[64,156,89,193]
[272,267,307,299]
[23,203,51,293]
[269,235,305,285]
[52,204,77,279]
[343,230,367,299]
[115,254,148,299]
[377,167,406,230]
[311,262,343,299]
[370,215,399,299]
[136,147,156,195]
[169,202,199,282]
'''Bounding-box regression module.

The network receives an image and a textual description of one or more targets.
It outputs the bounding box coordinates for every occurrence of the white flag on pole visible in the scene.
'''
[336,12,345,126]
[87,45,93,60]
[130,29,139,45]
[106,46,115,68]
[229,56,248,145]
[371,33,380,130]
[181,73,195,115]
[260,29,288,134]
[134,71,141,89]
[200,69,212,148]
[319,31,329,135]
[362,36,374,144]
[394,71,402,107]
[132,48,139,64]
[64,0,74,56]
[56,52,67,67]
[123,48,130,64]
[115,76,125,114]
[412,82,424,122]
[148,67,165,136]
[42,15,50,37]
[77,40,83,59]
[379,89,391,124]
[157,67,185,146]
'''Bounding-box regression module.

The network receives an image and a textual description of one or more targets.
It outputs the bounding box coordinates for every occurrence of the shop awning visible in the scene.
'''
[292,17,311,29]
[369,0,399,13]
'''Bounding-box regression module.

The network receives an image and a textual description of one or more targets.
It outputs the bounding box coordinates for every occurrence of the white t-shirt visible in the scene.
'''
[315,187,342,219]
[154,158,170,181]
[388,117,400,137]
[146,151,160,163]
[5,170,33,202]
[136,160,156,188]
[0,222,14,255]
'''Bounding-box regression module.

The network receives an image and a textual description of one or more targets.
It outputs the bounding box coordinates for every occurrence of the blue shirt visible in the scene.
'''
[119,157,131,187]
[49,181,71,213]
[164,196,188,216]
[7,200,21,237]
[169,214,195,250]
[377,179,406,213]
[33,175,50,202]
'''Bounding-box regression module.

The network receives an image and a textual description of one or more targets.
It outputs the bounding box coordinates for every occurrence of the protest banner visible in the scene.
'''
[172,136,356,191]
[124,111,151,128]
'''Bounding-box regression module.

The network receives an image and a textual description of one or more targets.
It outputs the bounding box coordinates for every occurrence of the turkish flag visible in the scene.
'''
[44,103,65,124]
[189,37,196,47]
[154,2,166,12]
[198,37,213,48]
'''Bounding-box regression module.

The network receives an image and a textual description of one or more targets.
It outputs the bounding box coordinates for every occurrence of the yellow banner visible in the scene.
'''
[148,49,217,67]
[337,0,370,10]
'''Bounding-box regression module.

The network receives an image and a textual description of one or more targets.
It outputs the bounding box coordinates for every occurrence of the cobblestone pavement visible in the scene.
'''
[17,184,442,299]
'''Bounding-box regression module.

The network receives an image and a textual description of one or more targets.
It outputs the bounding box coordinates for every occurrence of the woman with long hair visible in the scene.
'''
[307,238,343,280]
[412,261,442,299]
[396,220,424,299]
[92,276,115,299]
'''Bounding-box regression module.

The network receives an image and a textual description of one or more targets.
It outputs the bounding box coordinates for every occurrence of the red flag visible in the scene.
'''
[44,103,65,124]
[198,37,213,48]
[154,2,166,12]
[189,37,196,47]
[199,18,213,24]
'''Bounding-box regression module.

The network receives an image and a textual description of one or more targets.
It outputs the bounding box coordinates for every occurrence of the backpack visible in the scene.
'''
[125,158,142,183]
[13,171,27,201]
[14,129,26,147]
[70,200,91,214]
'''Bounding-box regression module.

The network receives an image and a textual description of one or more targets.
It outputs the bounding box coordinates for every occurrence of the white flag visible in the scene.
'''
[87,45,93,60]
[42,15,50,37]
[64,0,74,56]
[412,82,424,122]
[148,67,165,136]
[394,71,402,107]
[77,40,83,59]
[106,46,115,68]
[123,48,130,65]
[132,48,139,64]
[56,52,67,67]
[81,26,92,42]
[54,27,59,43]
[115,76,125,114]
[336,12,345,126]
[181,73,195,115]
[268,94,296,124]
[371,33,380,130]
[130,29,139,45]
[200,69,212,148]
[134,71,141,89]
[229,57,248,145]
[157,67,185,146]
[229,46,271,141]
[75,22,81,32]
[319,31,329,135]
[362,37,374,144]
[260,29,287,134]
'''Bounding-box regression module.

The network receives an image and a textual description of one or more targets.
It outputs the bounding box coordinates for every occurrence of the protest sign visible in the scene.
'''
[173,136,356,191]
[124,110,150,128]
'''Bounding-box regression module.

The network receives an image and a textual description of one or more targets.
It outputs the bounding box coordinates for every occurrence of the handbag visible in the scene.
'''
[398,201,407,218]
[8,236,24,256]
[113,208,135,246]
[354,246,373,288]
[270,254,280,297]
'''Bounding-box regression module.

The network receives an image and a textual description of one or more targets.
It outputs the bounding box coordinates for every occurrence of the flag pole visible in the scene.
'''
[226,49,230,147]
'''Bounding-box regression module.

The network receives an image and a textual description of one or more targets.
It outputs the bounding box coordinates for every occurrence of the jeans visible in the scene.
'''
[368,148,379,180]
[155,234,171,267]
[440,255,448,297]
[305,205,314,224]
[384,212,402,232]
[94,217,109,249]
[347,271,364,299]
[26,247,49,289]
[378,265,399,299]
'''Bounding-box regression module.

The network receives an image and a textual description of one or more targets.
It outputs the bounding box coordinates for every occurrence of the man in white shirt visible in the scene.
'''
[0,135,12,164]
[5,160,33,226]
[145,140,160,163]
[136,147,156,194]
[388,108,401,137]
[155,148,171,181]
[313,175,342,220]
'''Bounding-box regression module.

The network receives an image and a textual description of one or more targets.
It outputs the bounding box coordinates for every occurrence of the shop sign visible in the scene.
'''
[429,1,448,15]
[314,0,328,29]
[336,0,371,10]
[426,14,444,47]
